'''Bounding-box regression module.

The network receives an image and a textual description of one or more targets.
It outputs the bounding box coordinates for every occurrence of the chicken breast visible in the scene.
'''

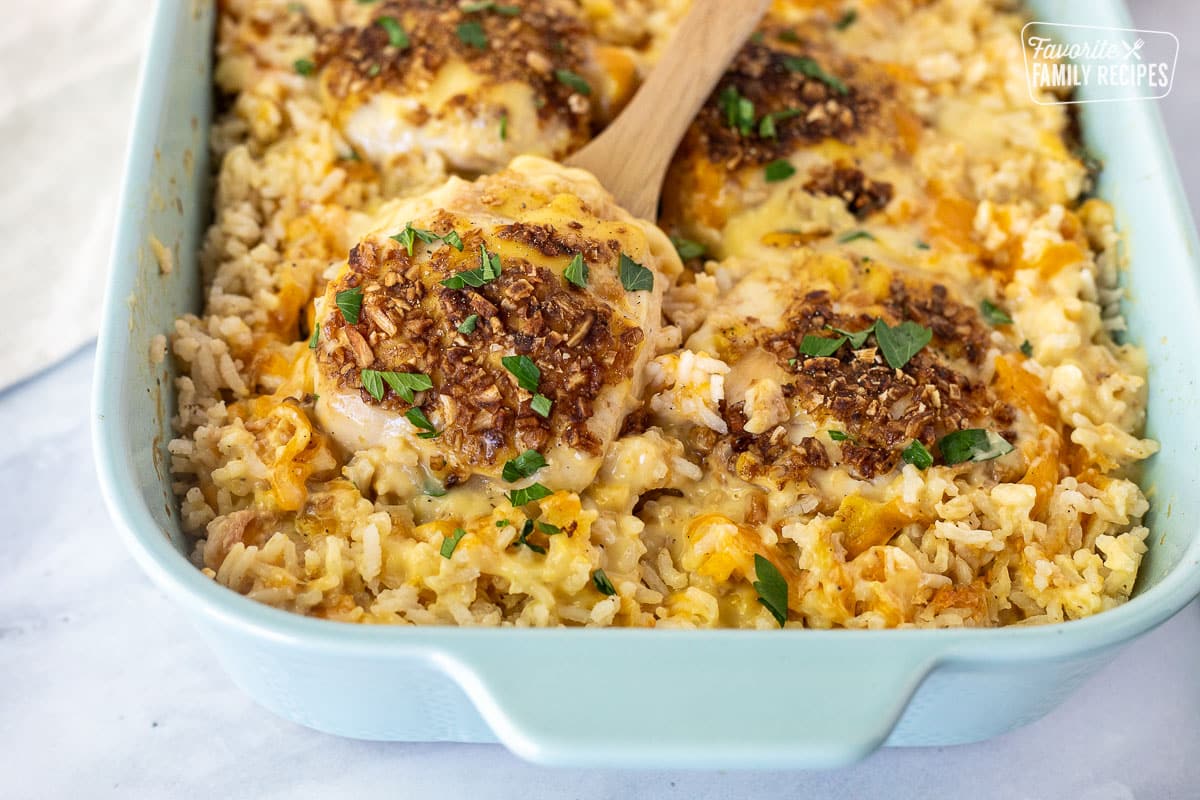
[312,155,680,493]
[314,0,635,175]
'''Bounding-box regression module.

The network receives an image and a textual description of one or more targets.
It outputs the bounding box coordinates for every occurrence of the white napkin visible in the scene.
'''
[0,0,147,390]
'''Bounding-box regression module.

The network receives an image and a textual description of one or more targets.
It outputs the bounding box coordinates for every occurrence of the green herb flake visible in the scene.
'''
[442,243,503,289]
[783,56,849,95]
[758,108,803,139]
[440,528,468,558]
[294,58,316,76]
[360,369,385,402]
[377,16,410,49]
[837,230,876,244]
[592,569,617,596]
[915,239,931,250]
[390,221,446,256]
[901,439,933,470]
[514,520,546,554]
[554,68,592,95]
[778,29,801,44]
[531,393,553,418]
[873,319,932,370]
[502,354,540,392]
[508,483,553,507]
[834,8,858,30]
[937,429,1014,466]
[980,299,1014,326]
[457,314,479,334]
[499,111,508,141]
[799,334,845,358]
[764,158,796,183]
[825,325,873,349]
[828,430,850,442]
[618,253,654,292]
[495,519,510,528]
[356,0,379,4]
[335,286,364,324]
[670,236,707,262]
[367,63,382,77]
[718,86,756,136]
[423,480,447,497]
[456,20,488,49]
[564,253,589,288]
[1020,339,1034,357]
[537,521,562,536]
[752,554,789,627]
[308,325,320,349]
[442,230,464,251]
[405,406,440,439]
[502,450,548,483]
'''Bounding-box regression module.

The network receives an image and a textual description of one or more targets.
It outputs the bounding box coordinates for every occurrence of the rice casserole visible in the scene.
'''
[163,0,1158,629]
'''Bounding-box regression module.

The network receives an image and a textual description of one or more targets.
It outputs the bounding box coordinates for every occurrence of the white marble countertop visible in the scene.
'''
[3,1,1200,797]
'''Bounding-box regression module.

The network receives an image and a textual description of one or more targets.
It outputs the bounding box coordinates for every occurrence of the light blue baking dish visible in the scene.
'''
[93,0,1200,769]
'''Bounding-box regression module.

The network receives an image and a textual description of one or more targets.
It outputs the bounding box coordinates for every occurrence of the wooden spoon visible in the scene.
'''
[566,0,772,220]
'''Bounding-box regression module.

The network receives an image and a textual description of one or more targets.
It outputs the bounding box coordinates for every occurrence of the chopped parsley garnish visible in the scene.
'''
[457,314,479,334]
[618,253,654,292]
[495,519,510,528]
[391,221,462,255]
[335,286,363,324]
[376,16,410,49]
[508,483,553,506]
[837,230,876,243]
[294,58,316,76]
[783,56,849,95]
[531,393,553,418]
[937,429,1014,465]
[835,9,858,30]
[564,253,589,288]
[367,63,382,77]
[874,319,932,370]
[764,158,796,183]
[441,243,502,288]
[757,108,803,139]
[499,111,508,141]
[752,554,788,627]
[502,449,547,482]
[1020,340,1034,357]
[537,521,562,535]
[718,86,755,136]
[440,528,467,558]
[403,407,438,438]
[342,149,361,162]
[502,355,540,392]
[592,569,617,596]
[514,520,546,554]
[424,480,447,497]
[670,236,707,262]
[915,239,931,250]
[308,325,320,349]
[360,370,433,403]
[456,20,487,49]
[825,324,872,348]
[554,69,592,95]
[778,29,801,44]
[461,0,520,14]
[828,430,851,442]
[799,334,845,358]
[980,299,1014,326]
[356,0,379,4]
[901,439,933,470]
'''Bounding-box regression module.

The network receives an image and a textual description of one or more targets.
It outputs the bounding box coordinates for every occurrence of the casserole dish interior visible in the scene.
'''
[94,0,1200,768]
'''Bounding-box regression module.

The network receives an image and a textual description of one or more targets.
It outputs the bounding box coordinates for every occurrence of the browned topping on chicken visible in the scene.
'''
[803,163,894,218]
[317,0,593,131]
[749,283,1012,480]
[316,224,645,470]
[682,34,879,170]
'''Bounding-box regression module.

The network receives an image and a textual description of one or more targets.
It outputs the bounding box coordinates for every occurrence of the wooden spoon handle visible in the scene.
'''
[566,0,771,220]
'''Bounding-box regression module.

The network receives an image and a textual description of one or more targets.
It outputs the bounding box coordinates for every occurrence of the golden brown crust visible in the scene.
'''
[317,0,593,132]
[315,220,644,473]
[740,281,1013,481]
[802,162,894,219]
[679,31,881,171]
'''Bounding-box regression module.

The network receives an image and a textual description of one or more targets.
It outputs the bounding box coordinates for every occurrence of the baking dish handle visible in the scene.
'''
[436,636,936,769]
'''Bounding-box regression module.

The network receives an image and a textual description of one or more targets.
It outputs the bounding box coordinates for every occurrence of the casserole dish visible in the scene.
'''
[94,0,1200,768]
